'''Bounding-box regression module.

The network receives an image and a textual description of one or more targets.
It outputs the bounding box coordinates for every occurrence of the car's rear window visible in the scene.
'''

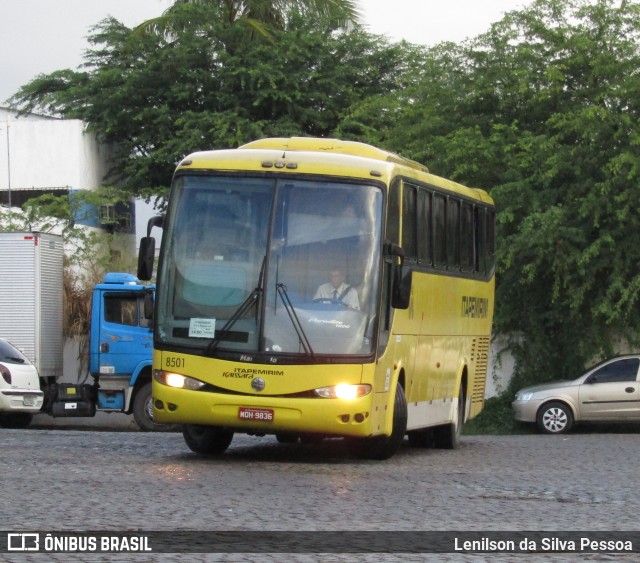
[0,340,30,365]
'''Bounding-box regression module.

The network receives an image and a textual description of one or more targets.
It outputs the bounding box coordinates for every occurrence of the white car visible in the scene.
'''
[0,338,44,428]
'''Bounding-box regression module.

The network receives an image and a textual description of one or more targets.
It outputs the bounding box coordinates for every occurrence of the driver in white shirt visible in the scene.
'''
[314,267,360,310]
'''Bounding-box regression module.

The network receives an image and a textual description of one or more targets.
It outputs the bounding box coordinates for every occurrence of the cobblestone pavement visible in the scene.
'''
[1,430,638,562]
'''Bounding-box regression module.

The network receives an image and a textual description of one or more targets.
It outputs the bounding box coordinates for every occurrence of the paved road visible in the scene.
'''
[1,430,638,562]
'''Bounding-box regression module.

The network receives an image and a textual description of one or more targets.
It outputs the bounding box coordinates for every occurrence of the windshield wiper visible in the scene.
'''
[276,283,314,357]
[205,258,265,355]
[205,288,261,355]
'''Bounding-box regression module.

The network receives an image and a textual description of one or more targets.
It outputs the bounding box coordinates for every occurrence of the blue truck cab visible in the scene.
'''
[89,273,156,430]
[46,273,159,431]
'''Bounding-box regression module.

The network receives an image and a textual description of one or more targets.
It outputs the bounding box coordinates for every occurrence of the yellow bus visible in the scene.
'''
[138,137,495,459]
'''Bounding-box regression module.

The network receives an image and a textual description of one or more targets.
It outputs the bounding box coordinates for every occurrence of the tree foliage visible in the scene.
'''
[141,0,361,38]
[474,0,640,389]
[347,0,640,389]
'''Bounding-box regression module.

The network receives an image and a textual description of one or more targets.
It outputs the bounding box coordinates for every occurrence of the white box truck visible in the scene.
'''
[0,232,64,379]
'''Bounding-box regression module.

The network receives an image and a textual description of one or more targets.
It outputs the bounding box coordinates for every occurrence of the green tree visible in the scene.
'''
[142,0,361,37]
[351,0,640,390]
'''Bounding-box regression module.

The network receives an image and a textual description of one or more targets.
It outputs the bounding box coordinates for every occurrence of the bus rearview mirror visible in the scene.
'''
[137,237,155,281]
[392,267,411,309]
[138,215,164,281]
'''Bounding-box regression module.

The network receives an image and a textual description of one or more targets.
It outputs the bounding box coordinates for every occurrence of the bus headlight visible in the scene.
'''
[154,370,206,390]
[313,384,372,400]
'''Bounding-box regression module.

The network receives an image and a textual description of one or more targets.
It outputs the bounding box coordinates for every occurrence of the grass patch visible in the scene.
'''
[463,393,532,435]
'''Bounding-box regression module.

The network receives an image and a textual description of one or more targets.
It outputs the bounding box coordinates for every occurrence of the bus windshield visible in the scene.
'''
[156,174,383,359]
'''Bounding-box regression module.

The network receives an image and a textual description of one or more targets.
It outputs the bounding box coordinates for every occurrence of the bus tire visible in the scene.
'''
[433,385,464,449]
[132,382,167,432]
[183,425,233,455]
[355,383,407,460]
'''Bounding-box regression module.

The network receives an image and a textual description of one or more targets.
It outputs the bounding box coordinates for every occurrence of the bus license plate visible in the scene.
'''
[238,407,274,422]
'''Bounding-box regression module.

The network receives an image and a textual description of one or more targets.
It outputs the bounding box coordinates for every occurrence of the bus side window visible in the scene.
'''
[474,207,482,274]
[417,189,432,266]
[433,193,447,268]
[460,202,474,272]
[387,179,401,245]
[447,197,460,270]
[402,183,417,262]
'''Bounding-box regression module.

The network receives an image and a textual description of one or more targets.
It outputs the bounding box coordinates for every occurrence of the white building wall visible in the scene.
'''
[0,108,110,191]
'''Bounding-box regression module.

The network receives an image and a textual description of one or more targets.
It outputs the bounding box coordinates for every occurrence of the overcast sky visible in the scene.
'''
[0,0,527,104]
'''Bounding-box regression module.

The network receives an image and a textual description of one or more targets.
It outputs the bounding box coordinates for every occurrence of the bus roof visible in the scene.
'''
[177,137,493,205]
[240,137,430,174]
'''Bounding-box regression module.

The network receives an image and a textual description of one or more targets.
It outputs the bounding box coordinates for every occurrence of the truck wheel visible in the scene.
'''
[132,382,165,432]
[183,425,233,455]
[0,413,33,428]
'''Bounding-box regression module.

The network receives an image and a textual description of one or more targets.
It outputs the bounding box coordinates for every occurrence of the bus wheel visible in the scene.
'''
[433,386,464,449]
[133,382,167,432]
[355,384,407,460]
[183,425,233,455]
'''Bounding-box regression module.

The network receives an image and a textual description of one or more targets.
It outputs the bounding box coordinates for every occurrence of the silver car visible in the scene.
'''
[512,355,640,434]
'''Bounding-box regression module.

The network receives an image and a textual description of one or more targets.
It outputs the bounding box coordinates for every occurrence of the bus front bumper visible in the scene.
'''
[152,382,378,438]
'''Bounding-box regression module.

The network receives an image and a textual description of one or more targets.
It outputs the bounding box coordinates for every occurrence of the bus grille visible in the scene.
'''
[470,336,490,404]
